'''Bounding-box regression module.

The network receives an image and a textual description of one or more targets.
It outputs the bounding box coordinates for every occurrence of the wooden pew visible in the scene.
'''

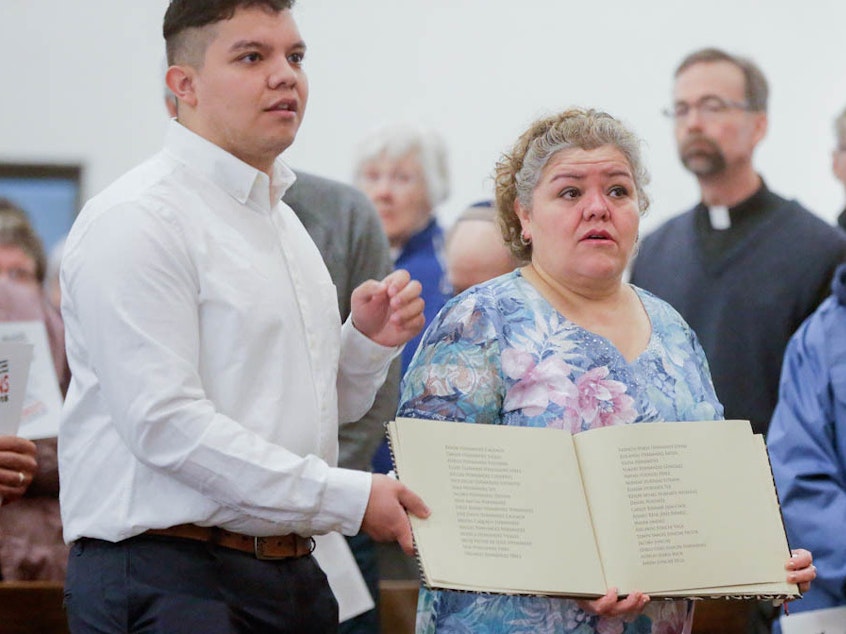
[379,579,418,634]
[0,581,69,634]
[692,599,756,633]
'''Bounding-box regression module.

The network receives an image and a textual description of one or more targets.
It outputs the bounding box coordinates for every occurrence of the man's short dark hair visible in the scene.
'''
[675,47,769,112]
[164,0,295,65]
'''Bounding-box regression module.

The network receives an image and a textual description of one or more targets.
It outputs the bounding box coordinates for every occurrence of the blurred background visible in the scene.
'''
[1,0,844,239]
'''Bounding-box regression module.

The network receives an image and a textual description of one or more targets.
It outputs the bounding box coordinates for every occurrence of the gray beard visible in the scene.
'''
[680,137,727,177]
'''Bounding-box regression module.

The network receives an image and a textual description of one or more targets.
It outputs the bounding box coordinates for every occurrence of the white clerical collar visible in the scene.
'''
[708,205,731,230]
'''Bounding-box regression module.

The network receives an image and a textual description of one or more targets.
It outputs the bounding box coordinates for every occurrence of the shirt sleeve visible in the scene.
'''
[768,311,846,610]
[337,318,399,426]
[335,191,399,470]
[62,201,371,537]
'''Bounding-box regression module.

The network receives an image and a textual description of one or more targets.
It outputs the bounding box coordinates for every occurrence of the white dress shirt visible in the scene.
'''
[59,121,397,542]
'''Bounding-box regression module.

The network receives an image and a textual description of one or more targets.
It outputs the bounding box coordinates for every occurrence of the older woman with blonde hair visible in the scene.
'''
[396,108,815,632]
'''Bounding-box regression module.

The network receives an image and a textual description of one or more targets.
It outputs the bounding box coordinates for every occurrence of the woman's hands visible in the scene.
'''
[786,548,815,593]
[577,548,815,621]
[578,588,650,619]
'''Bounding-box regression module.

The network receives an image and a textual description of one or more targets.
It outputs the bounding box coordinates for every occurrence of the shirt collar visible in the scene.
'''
[163,120,297,211]
[727,178,775,216]
[694,178,774,213]
[694,178,776,227]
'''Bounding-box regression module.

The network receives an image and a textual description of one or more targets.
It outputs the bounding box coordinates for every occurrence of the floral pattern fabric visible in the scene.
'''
[397,271,723,634]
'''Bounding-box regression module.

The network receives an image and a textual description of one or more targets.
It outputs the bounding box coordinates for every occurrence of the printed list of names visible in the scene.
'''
[619,444,706,566]
[445,444,533,559]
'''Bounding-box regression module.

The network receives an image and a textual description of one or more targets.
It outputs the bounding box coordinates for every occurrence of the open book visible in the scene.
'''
[387,418,799,601]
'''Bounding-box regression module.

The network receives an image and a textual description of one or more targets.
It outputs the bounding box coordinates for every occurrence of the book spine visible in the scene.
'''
[384,420,429,588]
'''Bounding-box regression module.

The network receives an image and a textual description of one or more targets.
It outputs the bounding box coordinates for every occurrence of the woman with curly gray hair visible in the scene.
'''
[395,108,815,632]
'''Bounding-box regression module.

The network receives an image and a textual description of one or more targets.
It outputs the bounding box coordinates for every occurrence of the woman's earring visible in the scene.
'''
[520,232,532,246]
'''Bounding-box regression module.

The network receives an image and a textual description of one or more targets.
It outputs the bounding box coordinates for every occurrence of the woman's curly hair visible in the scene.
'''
[494,107,650,262]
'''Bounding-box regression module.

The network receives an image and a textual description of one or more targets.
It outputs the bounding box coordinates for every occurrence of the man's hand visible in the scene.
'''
[350,269,425,348]
[360,474,430,555]
[0,435,37,504]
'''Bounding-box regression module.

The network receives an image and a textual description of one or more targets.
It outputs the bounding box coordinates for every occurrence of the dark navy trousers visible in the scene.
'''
[64,535,338,634]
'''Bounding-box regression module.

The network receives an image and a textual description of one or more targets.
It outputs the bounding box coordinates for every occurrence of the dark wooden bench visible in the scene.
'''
[0,581,69,634]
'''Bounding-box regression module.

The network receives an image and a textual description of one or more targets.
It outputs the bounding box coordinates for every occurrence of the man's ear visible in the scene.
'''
[751,111,768,146]
[166,65,198,108]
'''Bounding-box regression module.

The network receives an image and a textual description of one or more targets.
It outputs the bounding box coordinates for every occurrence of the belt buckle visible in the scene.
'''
[254,536,282,560]
[253,536,315,560]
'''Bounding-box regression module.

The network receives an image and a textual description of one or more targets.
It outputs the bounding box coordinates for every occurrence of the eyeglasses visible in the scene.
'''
[662,96,751,121]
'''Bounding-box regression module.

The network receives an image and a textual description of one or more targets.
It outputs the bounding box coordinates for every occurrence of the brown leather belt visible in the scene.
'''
[144,524,314,560]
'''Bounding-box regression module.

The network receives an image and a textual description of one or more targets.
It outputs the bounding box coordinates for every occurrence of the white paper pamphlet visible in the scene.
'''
[0,340,34,436]
[780,605,846,634]
[0,321,62,439]
[312,532,375,623]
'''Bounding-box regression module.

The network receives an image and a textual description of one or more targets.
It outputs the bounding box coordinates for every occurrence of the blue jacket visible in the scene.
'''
[769,263,846,623]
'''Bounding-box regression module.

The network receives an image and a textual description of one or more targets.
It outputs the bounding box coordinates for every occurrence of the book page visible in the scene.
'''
[574,420,795,597]
[389,418,606,596]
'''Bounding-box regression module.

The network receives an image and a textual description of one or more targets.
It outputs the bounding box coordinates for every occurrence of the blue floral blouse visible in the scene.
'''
[397,271,724,634]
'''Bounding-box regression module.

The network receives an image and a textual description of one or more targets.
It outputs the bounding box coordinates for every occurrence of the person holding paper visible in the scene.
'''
[0,201,70,582]
[397,108,815,633]
[59,1,428,632]
[0,435,37,581]
[0,200,68,393]
[0,435,36,504]
[171,70,398,629]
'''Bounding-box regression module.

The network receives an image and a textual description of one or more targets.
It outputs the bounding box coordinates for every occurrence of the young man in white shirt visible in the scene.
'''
[59,2,428,632]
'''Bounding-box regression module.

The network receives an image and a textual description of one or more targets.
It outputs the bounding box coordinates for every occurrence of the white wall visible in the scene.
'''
[2,0,845,235]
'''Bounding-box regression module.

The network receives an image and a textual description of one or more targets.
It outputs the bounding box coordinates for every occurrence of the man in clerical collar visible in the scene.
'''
[630,46,846,436]
[630,50,846,629]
